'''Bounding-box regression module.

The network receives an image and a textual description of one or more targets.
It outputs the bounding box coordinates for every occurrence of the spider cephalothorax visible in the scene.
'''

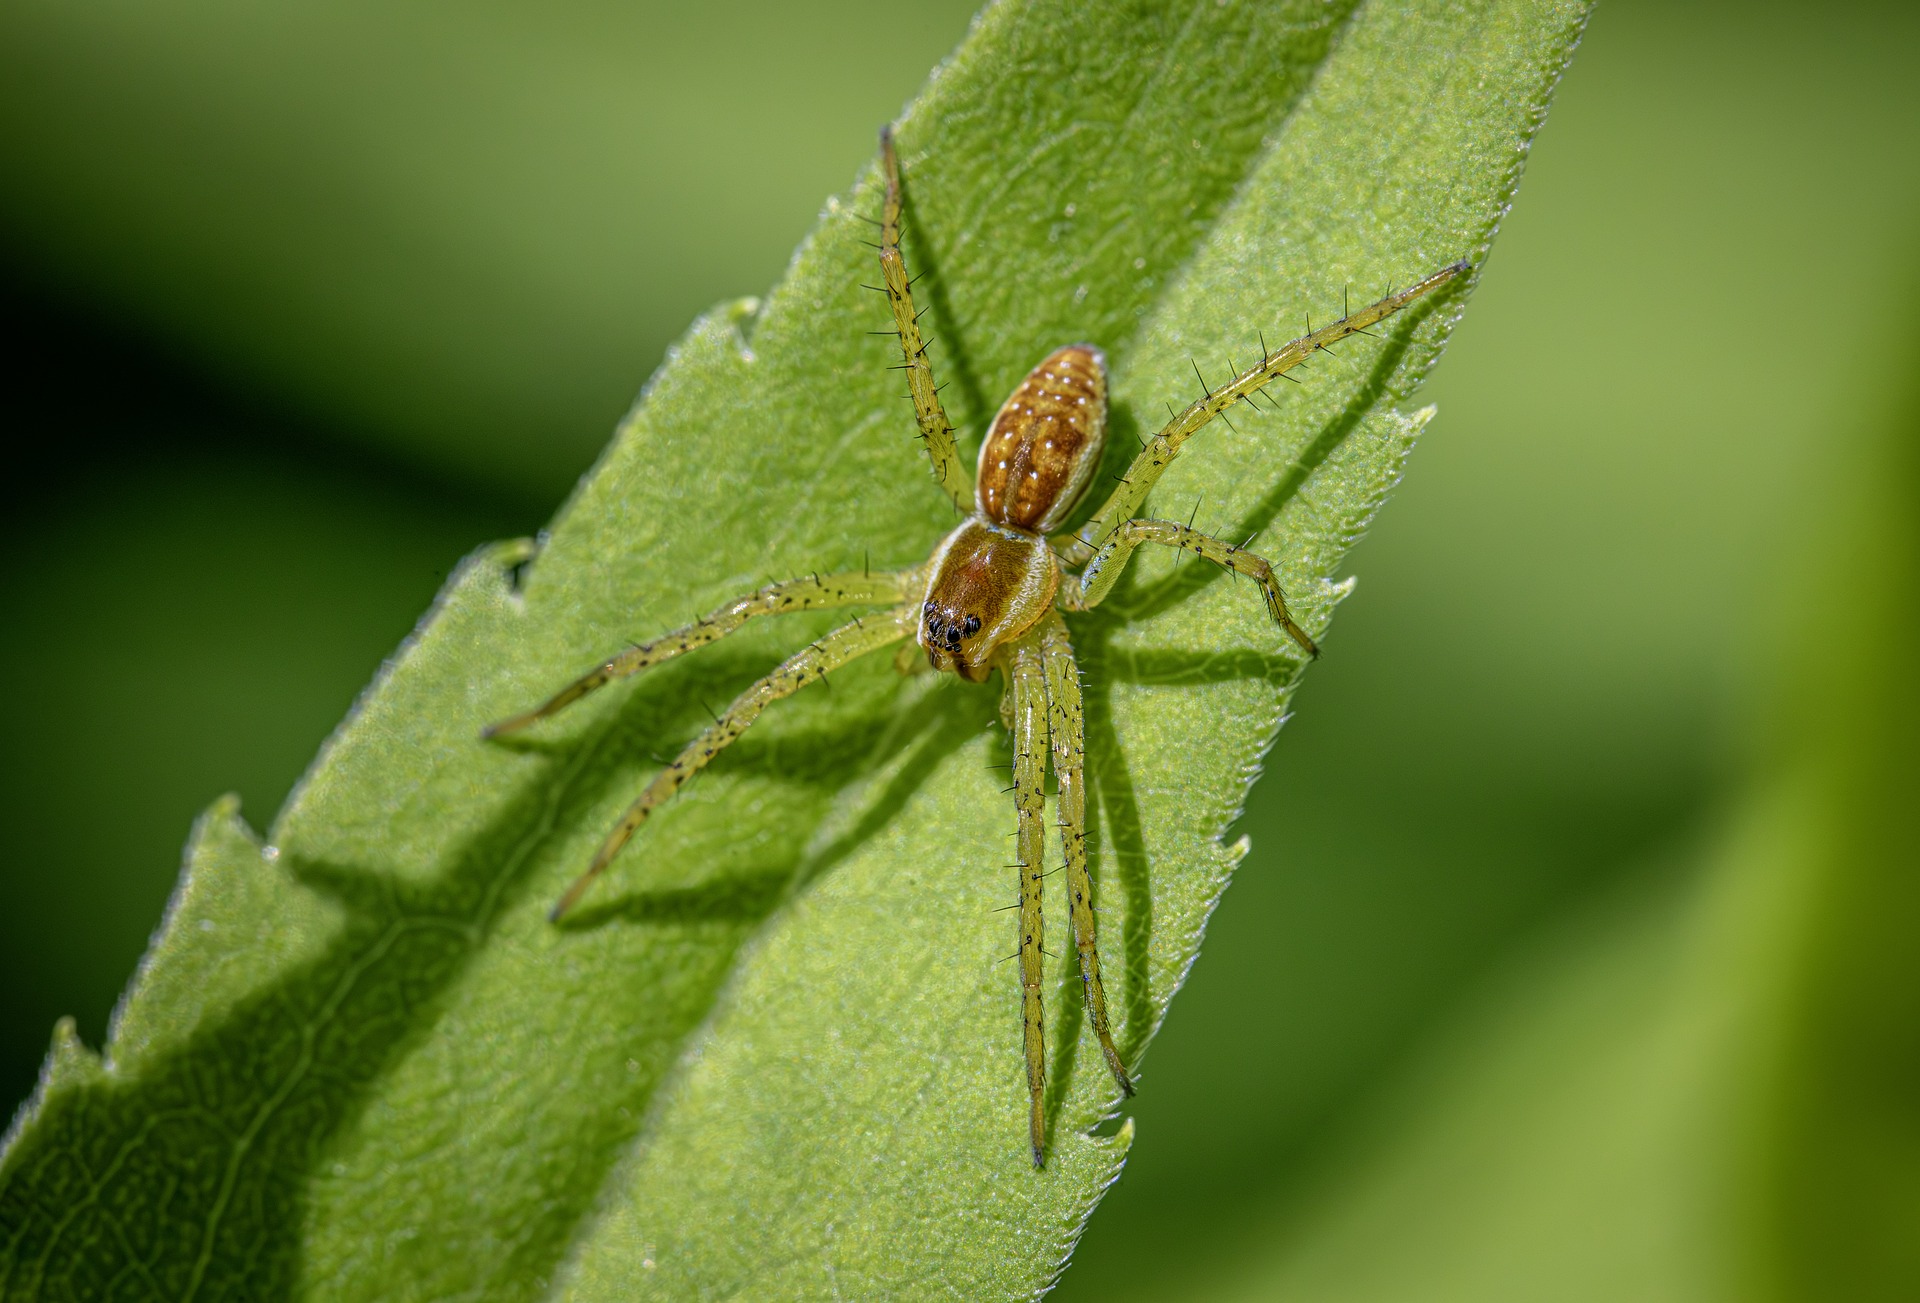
[486,126,1464,1166]
[920,519,1056,681]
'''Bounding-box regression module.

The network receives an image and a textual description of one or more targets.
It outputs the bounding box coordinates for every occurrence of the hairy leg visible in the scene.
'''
[549,605,915,920]
[1038,611,1132,1097]
[1054,261,1466,566]
[1004,629,1051,1166]
[878,127,972,515]
[484,568,919,738]
[1063,518,1319,656]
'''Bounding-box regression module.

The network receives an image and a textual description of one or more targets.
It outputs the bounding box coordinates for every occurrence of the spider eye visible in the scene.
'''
[963,614,981,635]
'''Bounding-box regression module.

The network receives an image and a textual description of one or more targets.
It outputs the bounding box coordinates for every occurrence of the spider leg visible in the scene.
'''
[1004,628,1051,1166]
[1051,261,1467,567]
[1038,611,1132,1098]
[891,639,932,676]
[549,604,915,920]
[1063,519,1320,657]
[483,568,920,737]
[879,127,972,515]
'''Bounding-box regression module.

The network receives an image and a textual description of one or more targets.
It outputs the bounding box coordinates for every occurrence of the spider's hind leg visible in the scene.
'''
[1038,611,1132,1099]
[549,604,915,920]
[1063,518,1319,657]
[1052,260,1467,567]
[877,127,971,515]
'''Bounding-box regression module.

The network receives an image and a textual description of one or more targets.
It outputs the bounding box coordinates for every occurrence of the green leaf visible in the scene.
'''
[0,1,1586,1297]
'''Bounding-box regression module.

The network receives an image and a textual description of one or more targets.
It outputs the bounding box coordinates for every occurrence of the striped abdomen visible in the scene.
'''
[975,345,1108,533]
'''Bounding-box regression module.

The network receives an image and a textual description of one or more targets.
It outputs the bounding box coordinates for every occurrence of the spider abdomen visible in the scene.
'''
[975,344,1107,533]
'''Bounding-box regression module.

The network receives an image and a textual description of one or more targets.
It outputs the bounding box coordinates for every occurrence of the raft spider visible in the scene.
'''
[486,127,1464,1166]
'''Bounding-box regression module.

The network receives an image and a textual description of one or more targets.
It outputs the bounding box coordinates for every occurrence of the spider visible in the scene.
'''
[486,127,1464,1167]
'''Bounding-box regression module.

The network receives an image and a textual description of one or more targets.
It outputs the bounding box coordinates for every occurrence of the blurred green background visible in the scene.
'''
[1,1,1915,1298]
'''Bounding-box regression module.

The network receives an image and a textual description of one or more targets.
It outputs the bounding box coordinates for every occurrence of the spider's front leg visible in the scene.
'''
[1062,519,1320,656]
[1004,631,1051,1167]
[546,604,916,920]
[1038,611,1132,1099]
[878,127,971,514]
[484,568,917,738]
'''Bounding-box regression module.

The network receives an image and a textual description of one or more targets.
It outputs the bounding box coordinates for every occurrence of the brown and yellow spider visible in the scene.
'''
[486,127,1463,1167]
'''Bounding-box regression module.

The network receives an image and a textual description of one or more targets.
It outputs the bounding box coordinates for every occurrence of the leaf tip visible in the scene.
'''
[46,1017,101,1084]
[1,1018,104,1160]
